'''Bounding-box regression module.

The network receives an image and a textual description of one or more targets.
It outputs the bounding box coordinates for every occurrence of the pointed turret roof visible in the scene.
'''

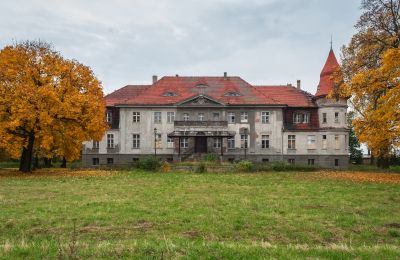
[315,48,340,97]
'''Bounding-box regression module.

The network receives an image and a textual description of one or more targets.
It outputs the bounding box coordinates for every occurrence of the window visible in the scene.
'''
[132,158,139,163]
[132,112,140,123]
[92,158,99,165]
[288,158,295,164]
[334,112,339,123]
[183,113,189,121]
[106,111,112,123]
[167,137,174,148]
[335,159,339,166]
[155,133,162,148]
[345,134,348,150]
[262,158,269,163]
[240,134,248,149]
[107,134,114,149]
[162,92,177,97]
[167,112,175,123]
[322,135,327,149]
[261,112,270,124]
[307,135,316,150]
[335,135,340,150]
[322,113,327,124]
[288,135,296,149]
[198,113,205,121]
[213,113,220,121]
[240,112,248,123]
[227,136,235,149]
[132,134,140,149]
[107,158,114,165]
[228,112,235,124]
[308,159,315,165]
[261,135,270,149]
[154,112,162,124]
[293,113,309,124]
[224,92,241,97]
[213,138,221,149]
[180,137,188,148]
[92,141,99,149]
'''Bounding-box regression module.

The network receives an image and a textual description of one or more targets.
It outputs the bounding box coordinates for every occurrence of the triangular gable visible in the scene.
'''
[177,94,225,107]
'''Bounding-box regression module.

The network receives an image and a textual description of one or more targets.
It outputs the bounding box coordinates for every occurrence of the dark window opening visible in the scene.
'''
[335,159,339,166]
[92,158,99,166]
[107,158,114,165]
[262,158,269,163]
[288,158,295,164]
[308,159,315,165]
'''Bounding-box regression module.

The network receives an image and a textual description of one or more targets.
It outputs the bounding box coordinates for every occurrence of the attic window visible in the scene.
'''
[162,92,177,97]
[224,92,241,97]
[196,84,208,88]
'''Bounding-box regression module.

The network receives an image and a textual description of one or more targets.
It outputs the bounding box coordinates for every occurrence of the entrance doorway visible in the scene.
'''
[195,136,207,153]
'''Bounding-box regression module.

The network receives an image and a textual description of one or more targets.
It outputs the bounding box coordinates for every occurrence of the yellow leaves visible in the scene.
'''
[0,41,107,162]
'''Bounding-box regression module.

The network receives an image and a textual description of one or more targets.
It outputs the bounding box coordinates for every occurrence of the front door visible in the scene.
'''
[195,137,207,153]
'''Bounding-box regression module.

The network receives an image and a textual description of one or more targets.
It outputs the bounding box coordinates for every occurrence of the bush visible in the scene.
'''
[253,163,272,172]
[272,163,318,172]
[202,153,218,162]
[235,160,254,172]
[160,161,171,173]
[195,163,207,173]
[137,156,160,171]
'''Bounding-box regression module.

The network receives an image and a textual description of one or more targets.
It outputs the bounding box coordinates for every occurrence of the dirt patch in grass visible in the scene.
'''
[308,171,400,184]
[384,223,400,229]
[0,168,118,178]
[182,230,201,239]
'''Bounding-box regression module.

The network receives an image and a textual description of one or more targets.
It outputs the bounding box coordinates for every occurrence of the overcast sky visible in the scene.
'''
[0,0,361,94]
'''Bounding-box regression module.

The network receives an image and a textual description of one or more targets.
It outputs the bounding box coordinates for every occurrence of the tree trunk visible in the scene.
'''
[61,157,67,168]
[19,132,35,173]
[44,158,52,168]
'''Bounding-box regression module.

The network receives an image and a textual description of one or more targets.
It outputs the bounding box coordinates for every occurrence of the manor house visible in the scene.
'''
[82,48,348,168]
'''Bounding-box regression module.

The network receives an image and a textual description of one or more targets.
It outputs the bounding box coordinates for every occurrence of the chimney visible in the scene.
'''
[152,75,158,84]
[297,80,301,89]
[223,72,227,79]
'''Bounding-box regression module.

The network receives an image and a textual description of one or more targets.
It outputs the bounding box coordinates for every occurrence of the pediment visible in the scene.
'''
[177,95,224,107]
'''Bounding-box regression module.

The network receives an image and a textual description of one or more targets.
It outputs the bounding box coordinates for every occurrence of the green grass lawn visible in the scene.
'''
[1,170,399,259]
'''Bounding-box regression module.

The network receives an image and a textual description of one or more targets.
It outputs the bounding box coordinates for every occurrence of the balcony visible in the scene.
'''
[174,121,228,127]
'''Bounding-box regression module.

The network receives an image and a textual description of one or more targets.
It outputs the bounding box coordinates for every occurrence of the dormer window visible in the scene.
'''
[293,112,309,124]
[224,92,241,97]
[162,92,177,97]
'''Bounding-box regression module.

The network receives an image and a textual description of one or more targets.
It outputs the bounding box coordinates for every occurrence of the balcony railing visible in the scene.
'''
[174,121,228,127]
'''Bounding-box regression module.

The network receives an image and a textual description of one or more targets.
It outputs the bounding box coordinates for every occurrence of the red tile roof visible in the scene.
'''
[105,85,151,106]
[315,49,340,97]
[254,85,316,107]
[105,77,318,107]
[119,76,281,105]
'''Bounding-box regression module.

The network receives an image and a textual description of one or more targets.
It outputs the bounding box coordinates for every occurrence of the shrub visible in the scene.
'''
[253,163,272,172]
[195,163,207,173]
[160,161,171,173]
[137,156,160,171]
[235,160,254,172]
[203,153,218,162]
[272,162,318,172]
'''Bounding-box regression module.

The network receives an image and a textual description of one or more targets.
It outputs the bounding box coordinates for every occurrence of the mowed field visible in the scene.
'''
[0,169,400,259]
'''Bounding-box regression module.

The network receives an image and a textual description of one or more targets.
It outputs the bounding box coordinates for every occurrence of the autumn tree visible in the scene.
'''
[0,41,107,172]
[337,0,400,167]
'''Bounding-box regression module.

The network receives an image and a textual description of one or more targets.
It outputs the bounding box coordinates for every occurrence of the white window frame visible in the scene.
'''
[132,112,140,123]
[183,113,189,121]
[106,111,112,123]
[322,113,327,124]
[213,138,221,149]
[240,134,248,149]
[132,134,140,149]
[180,137,188,148]
[307,135,316,150]
[293,113,309,124]
[154,112,162,124]
[213,113,220,121]
[334,112,339,123]
[156,133,162,148]
[335,134,340,150]
[107,134,114,149]
[92,141,99,149]
[167,112,175,123]
[261,112,270,124]
[261,135,270,149]
[322,135,327,150]
[198,113,205,121]
[228,112,235,124]
[240,112,248,123]
[288,135,296,149]
[167,137,174,148]
[227,136,235,149]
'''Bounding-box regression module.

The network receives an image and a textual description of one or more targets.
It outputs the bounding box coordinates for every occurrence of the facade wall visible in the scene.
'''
[83,98,349,168]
